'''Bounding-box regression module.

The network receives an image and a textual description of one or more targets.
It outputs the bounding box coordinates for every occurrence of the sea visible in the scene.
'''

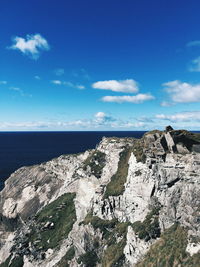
[0,131,146,190]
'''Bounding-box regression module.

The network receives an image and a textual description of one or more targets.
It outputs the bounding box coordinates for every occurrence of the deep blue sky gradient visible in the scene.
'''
[1,0,200,130]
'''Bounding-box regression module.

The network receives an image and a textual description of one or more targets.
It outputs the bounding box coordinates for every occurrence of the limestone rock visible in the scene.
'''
[0,129,200,266]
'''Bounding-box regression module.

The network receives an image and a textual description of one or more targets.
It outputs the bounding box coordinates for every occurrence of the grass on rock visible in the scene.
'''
[83,150,106,178]
[104,146,132,198]
[28,193,76,250]
[56,246,75,267]
[136,223,200,267]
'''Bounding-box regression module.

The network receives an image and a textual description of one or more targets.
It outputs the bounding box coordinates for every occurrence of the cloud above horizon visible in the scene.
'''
[156,111,200,122]
[9,34,50,59]
[0,112,147,130]
[94,111,115,124]
[101,94,154,103]
[163,80,200,103]
[92,79,138,93]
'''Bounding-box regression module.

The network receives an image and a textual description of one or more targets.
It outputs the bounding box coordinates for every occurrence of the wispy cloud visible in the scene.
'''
[72,68,90,80]
[0,121,52,129]
[92,79,138,93]
[9,34,50,59]
[51,80,62,85]
[136,116,154,123]
[9,87,32,97]
[163,80,200,103]
[51,80,85,89]
[10,87,24,95]
[54,68,65,76]
[186,40,200,47]
[76,85,85,89]
[160,101,174,107]
[69,114,145,129]
[0,112,148,130]
[34,75,41,80]
[101,94,154,103]
[189,56,200,72]
[0,81,7,85]
[156,111,200,122]
[63,81,74,87]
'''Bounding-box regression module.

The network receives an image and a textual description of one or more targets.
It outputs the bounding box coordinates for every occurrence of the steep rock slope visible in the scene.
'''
[0,128,200,267]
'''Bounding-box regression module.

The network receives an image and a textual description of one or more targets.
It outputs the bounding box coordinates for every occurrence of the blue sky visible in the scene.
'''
[1,0,200,131]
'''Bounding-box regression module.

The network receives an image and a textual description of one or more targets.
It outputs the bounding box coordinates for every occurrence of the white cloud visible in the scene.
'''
[51,80,62,85]
[10,87,21,91]
[113,121,145,128]
[9,34,50,59]
[63,81,74,87]
[54,68,65,76]
[76,85,85,89]
[92,79,139,93]
[163,80,200,103]
[9,87,32,97]
[0,112,148,130]
[35,75,41,80]
[95,112,106,120]
[136,116,154,123]
[0,121,51,129]
[94,112,115,124]
[186,41,200,71]
[101,94,154,103]
[10,87,24,95]
[155,111,200,122]
[0,81,7,85]
[51,80,85,89]
[186,40,200,47]
[160,101,174,107]
[189,57,200,72]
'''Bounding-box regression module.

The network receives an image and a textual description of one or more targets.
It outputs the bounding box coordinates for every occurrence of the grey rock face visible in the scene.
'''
[0,129,200,266]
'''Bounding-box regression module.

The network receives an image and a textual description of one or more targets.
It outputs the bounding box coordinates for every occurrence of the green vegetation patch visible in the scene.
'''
[143,129,163,138]
[82,213,117,239]
[83,150,106,178]
[104,146,132,198]
[0,256,24,267]
[132,140,146,163]
[77,251,99,267]
[82,213,130,266]
[101,222,129,267]
[0,256,12,267]
[9,256,24,267]
[28,193,76,251]
[102,238,126,267]
[170,130,200,151]
[56,246,75,267]
[136,223,200,267]
[132,207,161,241]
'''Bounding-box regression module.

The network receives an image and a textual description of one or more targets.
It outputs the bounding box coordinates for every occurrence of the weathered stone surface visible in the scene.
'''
[0,129,200,266]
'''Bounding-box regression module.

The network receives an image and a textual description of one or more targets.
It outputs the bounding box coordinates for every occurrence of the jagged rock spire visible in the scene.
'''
[165,125,174,132]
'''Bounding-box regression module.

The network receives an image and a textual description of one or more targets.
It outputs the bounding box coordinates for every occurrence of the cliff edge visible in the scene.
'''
[0,127,200,267]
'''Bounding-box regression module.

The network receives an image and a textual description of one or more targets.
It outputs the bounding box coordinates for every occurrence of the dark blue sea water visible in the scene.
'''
[0,131,146,190]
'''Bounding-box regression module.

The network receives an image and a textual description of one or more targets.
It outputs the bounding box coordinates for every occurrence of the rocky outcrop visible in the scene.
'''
[0,128,200,266]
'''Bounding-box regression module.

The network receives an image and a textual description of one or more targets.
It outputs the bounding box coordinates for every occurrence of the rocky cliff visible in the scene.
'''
[0,127,200,267]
